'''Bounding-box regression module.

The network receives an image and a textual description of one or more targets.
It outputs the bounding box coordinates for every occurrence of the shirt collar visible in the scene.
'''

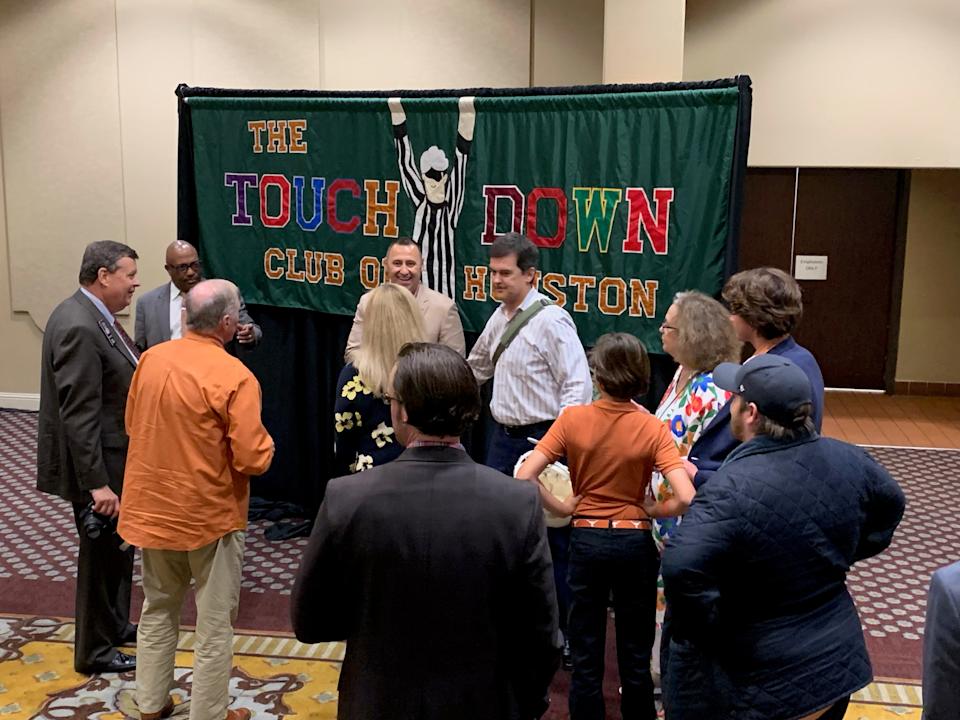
[408,439,465,450]
[79,286,114,324]
[169,281,183,301]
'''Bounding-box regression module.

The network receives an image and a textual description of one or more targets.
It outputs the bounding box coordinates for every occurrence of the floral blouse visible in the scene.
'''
[333,363,402,476]
[651,367,731,550]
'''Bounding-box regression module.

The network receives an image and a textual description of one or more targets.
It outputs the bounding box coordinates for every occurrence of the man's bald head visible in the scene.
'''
[164,241,203,293]
[185,279,240,343]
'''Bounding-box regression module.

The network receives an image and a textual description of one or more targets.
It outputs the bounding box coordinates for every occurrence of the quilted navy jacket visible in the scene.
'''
[661,433,905,720]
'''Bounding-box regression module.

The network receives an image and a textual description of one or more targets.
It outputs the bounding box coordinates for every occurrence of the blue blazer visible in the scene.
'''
[688,336,825,488]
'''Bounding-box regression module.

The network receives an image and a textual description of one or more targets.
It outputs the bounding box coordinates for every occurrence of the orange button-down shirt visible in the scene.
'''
[119,331,274,551]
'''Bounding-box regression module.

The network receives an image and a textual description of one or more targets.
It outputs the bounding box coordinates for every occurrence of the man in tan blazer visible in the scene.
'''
[345,237,465,359]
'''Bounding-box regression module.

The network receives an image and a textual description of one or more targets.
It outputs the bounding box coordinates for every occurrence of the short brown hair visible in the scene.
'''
[722,267,803,340]
[393,343,480,436]
[78,241,138,285]
[489,232,538,272]
[589,333,650,400]
[671,291,742,372]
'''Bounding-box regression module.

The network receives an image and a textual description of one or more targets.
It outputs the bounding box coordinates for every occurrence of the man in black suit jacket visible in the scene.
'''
[37,240,141,674]
[292,343,561,720]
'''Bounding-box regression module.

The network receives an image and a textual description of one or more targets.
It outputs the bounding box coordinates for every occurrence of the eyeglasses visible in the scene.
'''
[383,393,401,404]
[166,261,202,273]
[659,323,678,332]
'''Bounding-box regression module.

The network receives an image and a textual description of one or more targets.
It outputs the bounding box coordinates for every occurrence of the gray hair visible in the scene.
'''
[78,241,138,285]
[185,280,240,332]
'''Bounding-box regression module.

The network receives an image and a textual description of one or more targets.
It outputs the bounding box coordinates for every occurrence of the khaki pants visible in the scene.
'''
[136,532,245,720]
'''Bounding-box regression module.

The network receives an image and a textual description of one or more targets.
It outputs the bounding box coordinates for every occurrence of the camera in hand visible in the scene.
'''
[78,502,117,539]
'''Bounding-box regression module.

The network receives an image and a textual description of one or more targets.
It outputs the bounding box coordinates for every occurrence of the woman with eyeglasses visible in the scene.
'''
[653,291,741,548]
[651,291,741,686]
[333,283,425,476]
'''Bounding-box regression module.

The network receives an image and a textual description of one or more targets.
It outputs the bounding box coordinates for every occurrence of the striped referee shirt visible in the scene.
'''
[468,288,592,427]
[393,123,470,299]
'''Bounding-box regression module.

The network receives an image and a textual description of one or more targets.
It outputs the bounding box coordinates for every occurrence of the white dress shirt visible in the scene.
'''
[168,282,183,339]
[468,288,592,426]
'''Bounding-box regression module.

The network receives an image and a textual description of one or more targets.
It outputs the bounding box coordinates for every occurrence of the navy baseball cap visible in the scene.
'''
[713,355,813,424]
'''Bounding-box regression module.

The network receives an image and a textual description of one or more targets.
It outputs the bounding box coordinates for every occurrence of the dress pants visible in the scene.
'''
[137,531,245,720]
[487,421,571,634]
[71,501,134,673]
[567,528,660,720]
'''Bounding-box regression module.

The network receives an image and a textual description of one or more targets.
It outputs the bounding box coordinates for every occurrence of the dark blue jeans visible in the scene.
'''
[487,421,571,633]
[568,528,660,720]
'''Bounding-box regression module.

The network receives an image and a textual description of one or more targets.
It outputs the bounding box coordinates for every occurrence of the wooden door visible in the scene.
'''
[738,168,905,389]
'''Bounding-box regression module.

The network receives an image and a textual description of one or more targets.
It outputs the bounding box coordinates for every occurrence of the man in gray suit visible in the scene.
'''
[37,240,141,674]
[134,240,261,352]
[923,560,960,720]
[292,343,560,719]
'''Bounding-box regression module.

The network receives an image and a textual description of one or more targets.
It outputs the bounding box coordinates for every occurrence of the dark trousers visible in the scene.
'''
[568,528,660,720]
[486,420,571,633]
[71,502,134,672]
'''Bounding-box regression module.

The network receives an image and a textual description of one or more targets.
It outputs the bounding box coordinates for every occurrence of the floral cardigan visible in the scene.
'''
[333,362,401,476]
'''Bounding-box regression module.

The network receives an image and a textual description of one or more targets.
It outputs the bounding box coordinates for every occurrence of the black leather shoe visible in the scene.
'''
[84,650,136,674]
[119,623,138,645]
[562,637,573,671]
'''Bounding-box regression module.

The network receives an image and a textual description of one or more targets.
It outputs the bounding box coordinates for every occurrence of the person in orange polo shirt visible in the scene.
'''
[517,332,695,720]
[119,279,274,720]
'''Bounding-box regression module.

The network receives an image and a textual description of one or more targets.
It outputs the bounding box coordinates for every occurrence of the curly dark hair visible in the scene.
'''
[722,267,803,340]
[589,332,650,400]
[392,343,481,436]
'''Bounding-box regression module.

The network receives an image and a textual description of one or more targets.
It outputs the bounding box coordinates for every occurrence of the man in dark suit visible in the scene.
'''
[291,343,561,720]
[134,240,260,352]
[37,240,142,674]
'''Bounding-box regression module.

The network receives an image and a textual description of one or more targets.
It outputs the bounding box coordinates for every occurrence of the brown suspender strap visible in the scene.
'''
[492,299,550,366]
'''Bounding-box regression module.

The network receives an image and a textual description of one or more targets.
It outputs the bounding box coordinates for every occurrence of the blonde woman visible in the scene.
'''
[334,283,425,475]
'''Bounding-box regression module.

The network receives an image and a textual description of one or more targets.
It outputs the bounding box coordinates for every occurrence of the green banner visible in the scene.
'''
[185,84,743,348]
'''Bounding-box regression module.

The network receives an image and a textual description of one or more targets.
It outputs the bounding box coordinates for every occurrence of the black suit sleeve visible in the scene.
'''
[510,489,561,718]
[290,482,351,642]
[51,321,111,492]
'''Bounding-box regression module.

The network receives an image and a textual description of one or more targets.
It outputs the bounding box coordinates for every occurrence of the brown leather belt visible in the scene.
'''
[572,518,652,530]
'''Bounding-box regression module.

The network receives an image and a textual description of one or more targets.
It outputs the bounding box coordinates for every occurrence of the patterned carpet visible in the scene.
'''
[2,409,956,718]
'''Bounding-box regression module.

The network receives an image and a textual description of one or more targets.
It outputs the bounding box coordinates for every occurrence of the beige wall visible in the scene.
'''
[532,0,604,87]
[896,170,960,383]
[604,0,686,83]
[2,1,958,398]
[0,0,532,398]
[684,0,960,168]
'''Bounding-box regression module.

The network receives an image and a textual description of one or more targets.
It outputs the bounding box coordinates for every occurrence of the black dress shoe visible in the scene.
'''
[84,650,136,674]
[119,623,138,645]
